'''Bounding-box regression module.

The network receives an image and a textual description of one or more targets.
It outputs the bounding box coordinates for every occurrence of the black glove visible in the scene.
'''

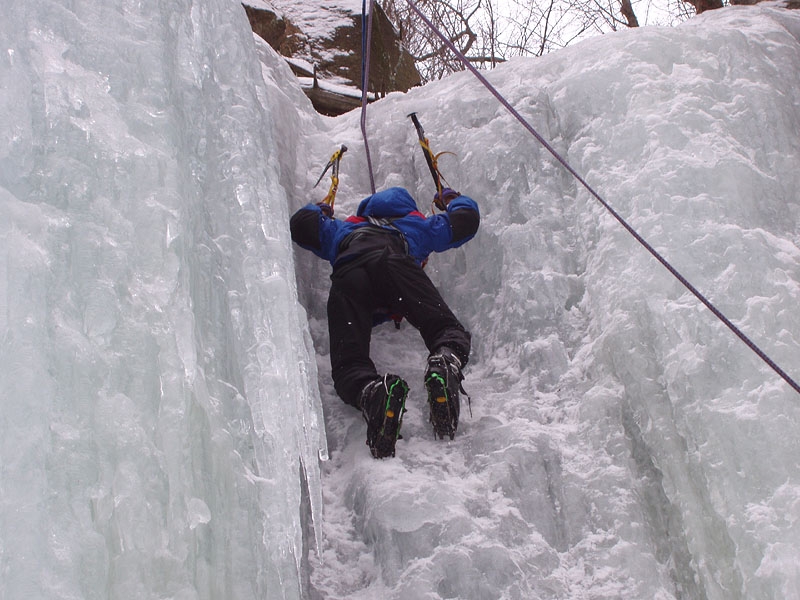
[317,202,333,217]
[433,188,460,211]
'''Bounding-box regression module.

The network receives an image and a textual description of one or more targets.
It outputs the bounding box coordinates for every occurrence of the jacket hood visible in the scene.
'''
[356,187,419,218]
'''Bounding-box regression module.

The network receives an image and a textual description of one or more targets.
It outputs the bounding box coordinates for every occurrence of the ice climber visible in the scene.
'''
[290,186,480,458]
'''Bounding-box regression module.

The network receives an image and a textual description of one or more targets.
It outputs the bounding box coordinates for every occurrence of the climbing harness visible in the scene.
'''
[401,0,800,396]
[314,144,348,211]
[408,112,455,211]
[360,0,377,194]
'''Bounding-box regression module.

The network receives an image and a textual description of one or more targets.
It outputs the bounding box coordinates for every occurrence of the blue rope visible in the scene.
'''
[361,0,368,91]
[361,0,377,194]
[403,0,800,396]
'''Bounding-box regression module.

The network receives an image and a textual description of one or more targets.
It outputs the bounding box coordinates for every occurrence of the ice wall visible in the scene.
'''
[3,0,800,598]
[294,5,800,600]
[0,1,324,599]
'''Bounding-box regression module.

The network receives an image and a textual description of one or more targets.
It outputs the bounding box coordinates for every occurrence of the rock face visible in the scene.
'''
[244,1,421,116]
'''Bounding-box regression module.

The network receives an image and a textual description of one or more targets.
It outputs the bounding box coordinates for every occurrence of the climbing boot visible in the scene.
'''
[424,347,464,440]
[360,374,409,459]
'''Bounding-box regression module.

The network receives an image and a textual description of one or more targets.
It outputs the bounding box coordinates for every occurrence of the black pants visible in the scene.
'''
[328,248,471,407]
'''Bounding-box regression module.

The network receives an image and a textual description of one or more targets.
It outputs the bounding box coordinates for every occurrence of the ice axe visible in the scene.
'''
[408,112,455,211]
[314,144,348,212]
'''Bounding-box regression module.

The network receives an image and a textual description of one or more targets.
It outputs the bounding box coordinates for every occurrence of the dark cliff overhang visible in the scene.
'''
[243,1,419,116]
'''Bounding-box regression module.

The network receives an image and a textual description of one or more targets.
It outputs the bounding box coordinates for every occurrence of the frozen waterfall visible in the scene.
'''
[1,1,800,599]
[1,1,325,599]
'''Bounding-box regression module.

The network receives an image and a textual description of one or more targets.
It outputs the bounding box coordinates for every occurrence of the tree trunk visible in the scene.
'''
[683,0,724,14]
[620,0,640,27]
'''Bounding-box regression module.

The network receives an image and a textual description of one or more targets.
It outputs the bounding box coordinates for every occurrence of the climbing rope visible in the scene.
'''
[403,0,800,396]
[361,0,377,194]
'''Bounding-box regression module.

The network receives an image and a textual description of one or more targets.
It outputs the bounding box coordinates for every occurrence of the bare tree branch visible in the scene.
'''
[384,0,693,82]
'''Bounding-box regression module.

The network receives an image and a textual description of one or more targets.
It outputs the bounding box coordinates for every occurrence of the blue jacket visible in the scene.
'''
[290,187,479,267]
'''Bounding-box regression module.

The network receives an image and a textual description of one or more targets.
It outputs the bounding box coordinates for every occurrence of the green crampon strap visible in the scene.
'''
[381,378,408,439]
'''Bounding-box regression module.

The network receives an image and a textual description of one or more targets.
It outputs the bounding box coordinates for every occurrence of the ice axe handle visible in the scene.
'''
[408,112,424,139]
[407,112,440,191]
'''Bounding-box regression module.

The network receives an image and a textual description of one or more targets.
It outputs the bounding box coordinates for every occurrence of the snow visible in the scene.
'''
[297,75,375,100]
[1,1,800,600]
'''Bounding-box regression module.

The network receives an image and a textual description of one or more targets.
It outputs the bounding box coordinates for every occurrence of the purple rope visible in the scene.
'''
[404,0,800,396]
[361,0,377,194]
